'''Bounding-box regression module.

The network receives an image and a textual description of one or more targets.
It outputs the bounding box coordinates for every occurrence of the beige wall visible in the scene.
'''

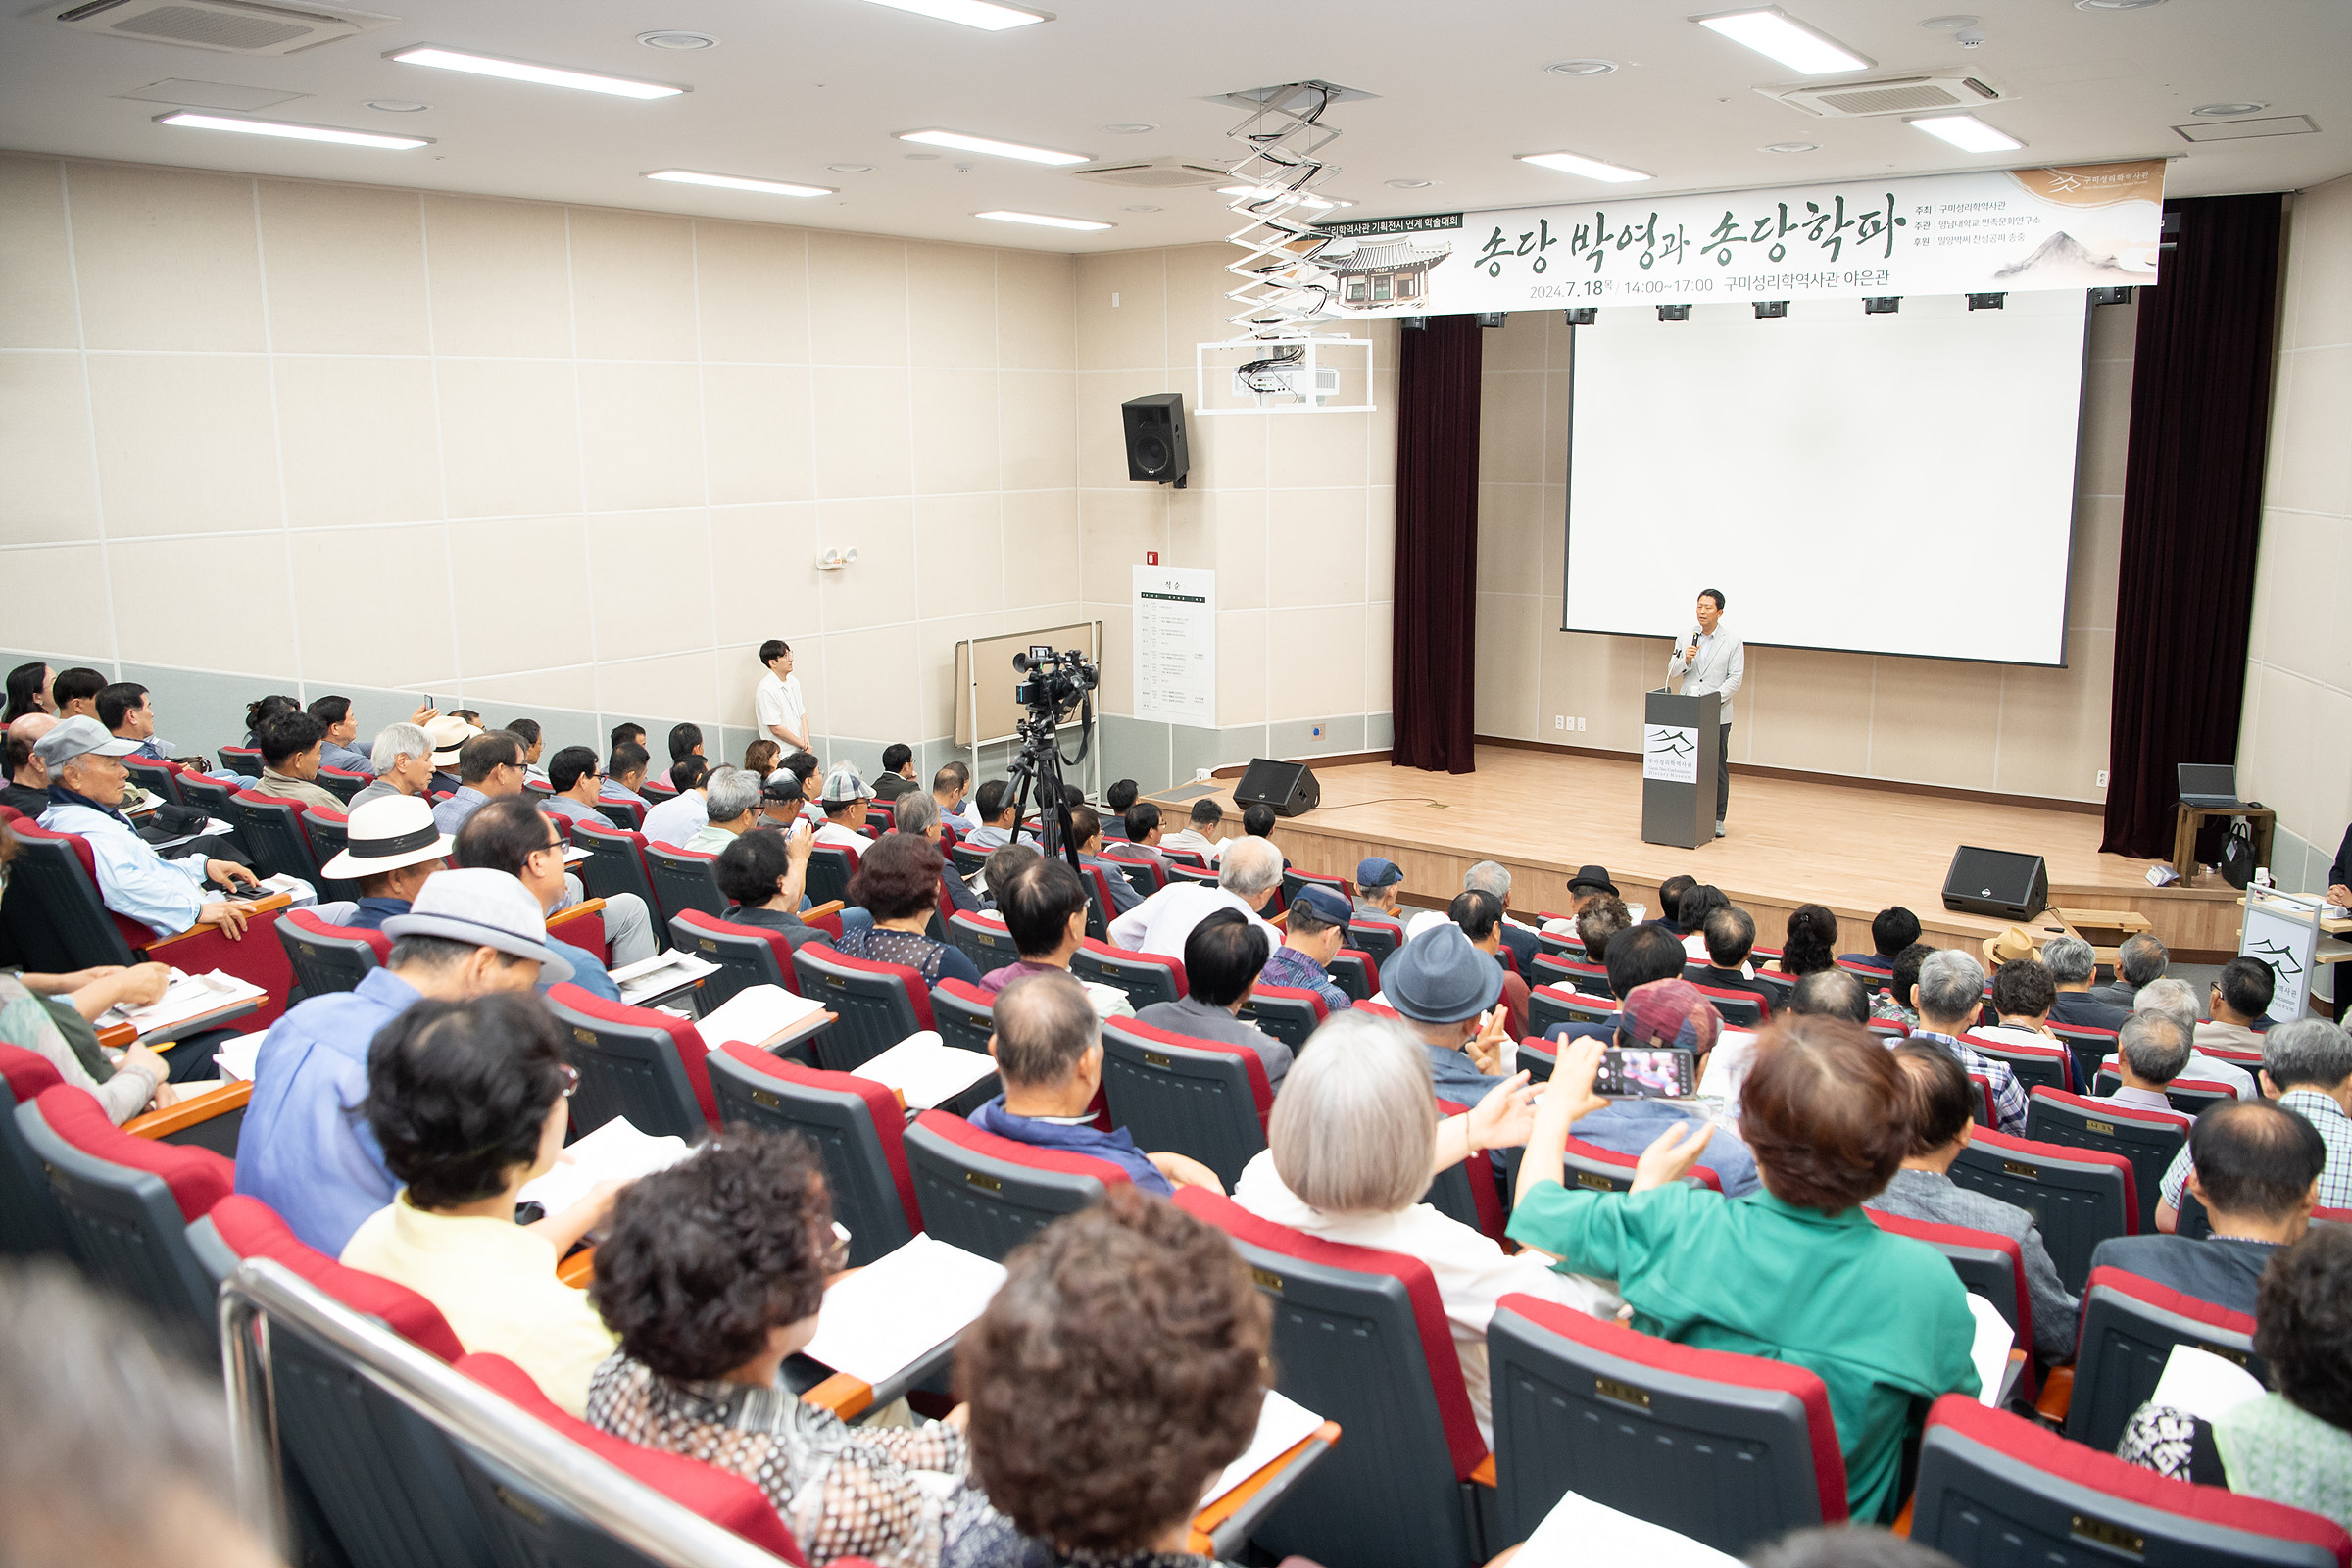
[2238,173,2352,894]
[1073,243,1398,789]
[1470,302,2136,804]
[0,152,1080,778]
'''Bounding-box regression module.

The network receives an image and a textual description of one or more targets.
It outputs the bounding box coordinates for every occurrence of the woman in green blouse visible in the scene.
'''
[1509,1016,1982,1524]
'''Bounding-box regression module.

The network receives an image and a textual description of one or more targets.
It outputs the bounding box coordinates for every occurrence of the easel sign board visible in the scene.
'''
[955,622,1102,748]
[2241,889,2320,1023]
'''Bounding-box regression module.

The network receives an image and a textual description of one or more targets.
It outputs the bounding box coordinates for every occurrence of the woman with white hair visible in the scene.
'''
[1232,1009,1619,1443]
[350,721,433,810]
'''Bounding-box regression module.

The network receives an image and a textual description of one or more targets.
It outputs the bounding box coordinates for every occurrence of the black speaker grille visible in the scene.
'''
[1135,435,1170,474]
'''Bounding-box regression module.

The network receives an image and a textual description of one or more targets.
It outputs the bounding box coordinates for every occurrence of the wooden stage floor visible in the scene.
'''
[1150,747,2247,959]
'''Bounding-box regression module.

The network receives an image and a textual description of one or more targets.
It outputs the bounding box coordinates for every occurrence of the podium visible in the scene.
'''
[1642,689,1721,850]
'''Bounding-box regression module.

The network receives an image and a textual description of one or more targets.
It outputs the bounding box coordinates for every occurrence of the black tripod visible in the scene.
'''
[1003,698,1094,876]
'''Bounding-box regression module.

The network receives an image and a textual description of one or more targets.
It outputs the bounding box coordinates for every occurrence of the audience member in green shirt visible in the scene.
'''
[1508,1020,1982,1524]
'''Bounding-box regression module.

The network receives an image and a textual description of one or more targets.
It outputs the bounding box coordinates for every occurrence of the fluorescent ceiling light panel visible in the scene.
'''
[1517,151,1651,182]
[976,209,1112,230]
[898,128,1089,165]
[1218,184,1350,210]
[646,170,834,197]
[859,0,1052,28]
[1692,8,1873,74]
[388,46,685,99]
[1907,113,2023,151]
[156,111,427,149]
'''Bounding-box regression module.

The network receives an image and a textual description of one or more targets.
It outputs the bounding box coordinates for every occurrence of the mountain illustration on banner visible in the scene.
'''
[1992,230,2140,283]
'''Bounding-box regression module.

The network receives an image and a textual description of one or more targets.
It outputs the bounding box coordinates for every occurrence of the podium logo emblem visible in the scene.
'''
[1642,724,1697,785]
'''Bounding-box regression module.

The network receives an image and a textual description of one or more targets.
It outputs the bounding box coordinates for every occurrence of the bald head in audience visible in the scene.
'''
[1787,967,1870,1025]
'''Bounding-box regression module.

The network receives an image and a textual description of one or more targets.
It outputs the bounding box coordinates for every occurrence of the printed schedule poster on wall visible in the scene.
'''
[1133,567,1216,728]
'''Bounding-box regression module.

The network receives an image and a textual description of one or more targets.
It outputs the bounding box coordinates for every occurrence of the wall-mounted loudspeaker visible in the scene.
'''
[1120,393,1190,488]
[1232,758,1320,818]
[1941,845,2048,921]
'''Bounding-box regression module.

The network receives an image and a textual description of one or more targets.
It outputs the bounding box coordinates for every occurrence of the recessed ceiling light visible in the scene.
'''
[859,0,1053,28]
[157,110,428,149]
[1099,122,1157,134]
[387,46,686,99]
[1122,204,1161,212]
[646,170,834,198]
[365,99,428,113]
[637,30,717,49]
[1692,8,1874,74]
[1907,113,2023,152]
[1219,184,1352,210]
[1544,58,1618,75]
[1919,14,1980,27]
[898,128,1090,165]
[2075,0,2165,9]
[2191,102,2269,117]
[1386,177,1436,189]
[976,209,1111,230]
[1518,150,1651,182]
[827,163,874,172]
[1761,140,1819,152]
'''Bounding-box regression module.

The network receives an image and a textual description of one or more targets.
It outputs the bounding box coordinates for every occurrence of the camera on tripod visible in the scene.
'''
[1012,645,1098,717]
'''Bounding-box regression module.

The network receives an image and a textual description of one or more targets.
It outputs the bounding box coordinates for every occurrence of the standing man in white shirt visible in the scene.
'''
[1666,587,1745,840]
[754,640,810,755]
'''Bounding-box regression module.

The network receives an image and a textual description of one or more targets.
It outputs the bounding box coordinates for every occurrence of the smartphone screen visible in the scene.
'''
[1595,1047,1694,1099]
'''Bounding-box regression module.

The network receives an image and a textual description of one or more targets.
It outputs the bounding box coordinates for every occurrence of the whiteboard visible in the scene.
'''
[955,622,1102,748]
[1561,290,2088,666]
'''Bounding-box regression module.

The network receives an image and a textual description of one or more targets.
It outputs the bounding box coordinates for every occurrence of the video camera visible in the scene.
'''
[1012,645,1098,718]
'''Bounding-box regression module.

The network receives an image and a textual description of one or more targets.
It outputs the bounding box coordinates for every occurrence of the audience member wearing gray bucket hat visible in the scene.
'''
[381,867,573,985]
[1382,922,1515,1103]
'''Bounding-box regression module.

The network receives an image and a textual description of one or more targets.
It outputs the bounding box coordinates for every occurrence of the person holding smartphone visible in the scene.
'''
[1567,978,1759,1197]
[1510,1015,1982,1526]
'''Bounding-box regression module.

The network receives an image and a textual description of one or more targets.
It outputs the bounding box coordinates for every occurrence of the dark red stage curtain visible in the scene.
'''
[2101,193,2282,860]
[1393,315,1484,774]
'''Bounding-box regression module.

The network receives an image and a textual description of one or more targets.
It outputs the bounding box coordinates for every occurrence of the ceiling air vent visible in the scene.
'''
[55,0,397,56]
[1758,69,2008,120]
[1070,157,1230,189]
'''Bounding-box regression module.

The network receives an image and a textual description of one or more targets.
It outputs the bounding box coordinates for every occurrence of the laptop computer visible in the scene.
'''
[2178,762,2245,809]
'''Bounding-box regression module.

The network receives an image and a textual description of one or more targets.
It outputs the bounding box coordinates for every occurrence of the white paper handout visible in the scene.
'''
[852,1033,997,1109]
[610,949,722,1004]
[1199,1390,1325,1508]
[695,983,826,1050]
[104,968,267,1034]
[798,1235,1007,1386]
[1967,1292,2015,1406]
[2149,1345,2267,1424]
[518,1116,695,1215]
[1511,1491,1743,1568]
[210,1029,270,1083]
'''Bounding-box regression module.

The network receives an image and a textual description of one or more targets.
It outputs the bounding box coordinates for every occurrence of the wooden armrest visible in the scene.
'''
[1188,1420,1344,1556]
[547,897,608,932]
[556,1246,596,1289]
[806,900,845,921]
[800,1372,873,1421]
[124,1079,252,1140]
[1468,1453,1496,1489]
[150,892,294,947]
[2034,1364,2074,1424]
[97,1020,136,1051]
[1892,1496,1914,1538]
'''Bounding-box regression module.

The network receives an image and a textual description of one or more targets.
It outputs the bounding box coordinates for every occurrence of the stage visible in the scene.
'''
[1149,747,2247,962]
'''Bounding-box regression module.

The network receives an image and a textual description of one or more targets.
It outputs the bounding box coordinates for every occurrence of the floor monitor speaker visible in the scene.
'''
[1119,393,1190,487]
[1232,759,1320,818]
[1941,845,2048,921]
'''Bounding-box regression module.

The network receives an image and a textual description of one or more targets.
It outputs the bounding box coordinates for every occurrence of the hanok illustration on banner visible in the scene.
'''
[1307,160,2166,313]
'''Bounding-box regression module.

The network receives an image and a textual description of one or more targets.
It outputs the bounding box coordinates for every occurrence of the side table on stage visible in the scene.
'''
[1642,688,1720,851]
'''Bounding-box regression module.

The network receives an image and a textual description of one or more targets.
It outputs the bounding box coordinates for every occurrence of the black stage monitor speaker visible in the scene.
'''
[1942,845,2048,921]
[1233,758,1320,818]
[1120,393,1190,487]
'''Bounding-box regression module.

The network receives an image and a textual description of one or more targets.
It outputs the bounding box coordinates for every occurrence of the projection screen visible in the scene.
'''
[1560,290,2089,666]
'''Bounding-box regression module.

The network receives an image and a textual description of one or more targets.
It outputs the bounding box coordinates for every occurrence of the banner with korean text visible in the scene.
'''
[1307,160,2165,315]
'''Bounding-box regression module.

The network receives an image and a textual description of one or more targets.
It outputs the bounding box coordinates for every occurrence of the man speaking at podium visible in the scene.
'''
[1667,588,1744,839]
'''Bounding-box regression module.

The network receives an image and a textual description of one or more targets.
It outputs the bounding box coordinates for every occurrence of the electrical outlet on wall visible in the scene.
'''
[2096,769,2109,788]
[1553,715,1566,730]
[1577,717,1587,732]
[1310,724,1323,739]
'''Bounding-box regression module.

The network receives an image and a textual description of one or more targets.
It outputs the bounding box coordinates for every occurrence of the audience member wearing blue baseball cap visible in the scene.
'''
[1353,857,1404,921]
[1259,883,1355,1017]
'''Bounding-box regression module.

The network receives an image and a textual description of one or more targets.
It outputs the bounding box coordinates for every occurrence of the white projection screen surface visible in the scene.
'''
[1561,290,2088,666]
